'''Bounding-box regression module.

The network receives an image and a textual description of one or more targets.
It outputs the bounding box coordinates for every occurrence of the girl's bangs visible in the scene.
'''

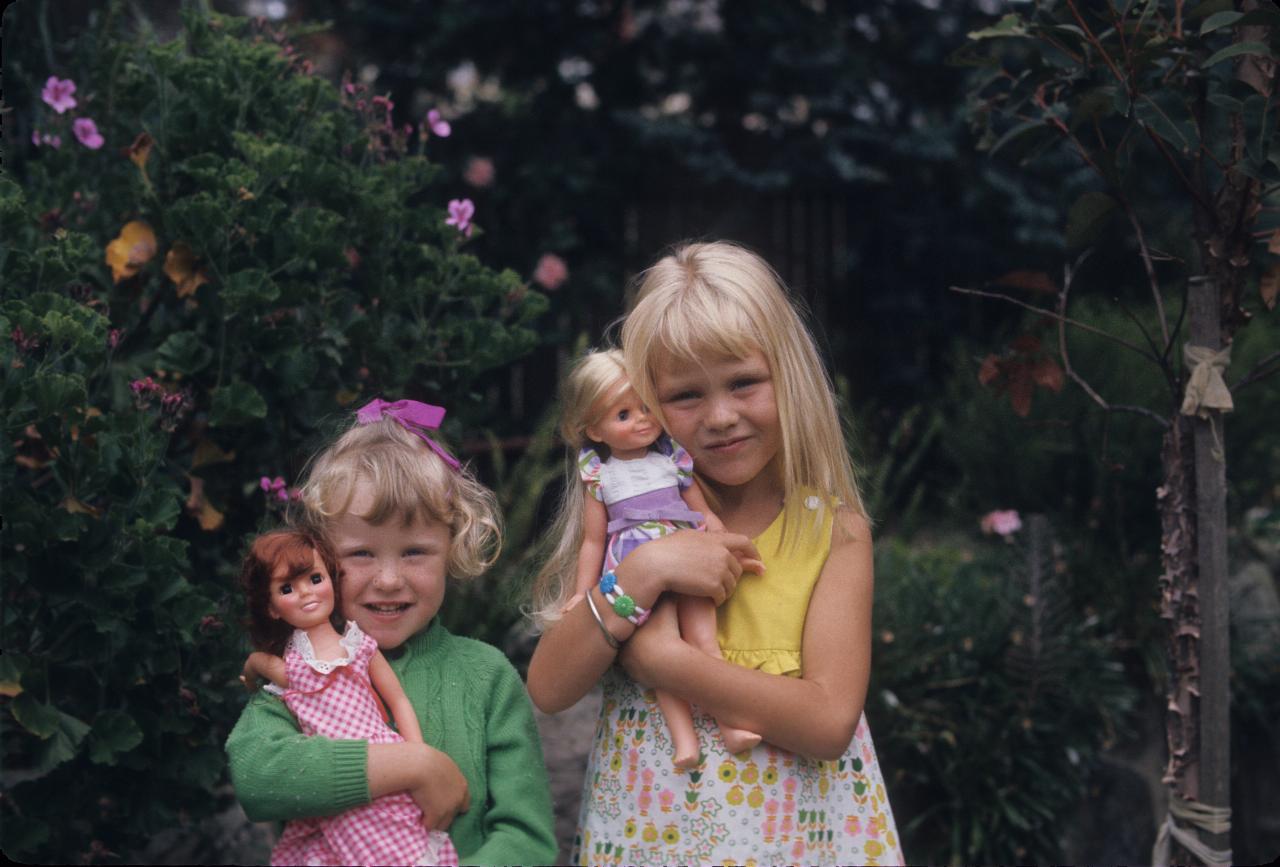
[652,290,764,366]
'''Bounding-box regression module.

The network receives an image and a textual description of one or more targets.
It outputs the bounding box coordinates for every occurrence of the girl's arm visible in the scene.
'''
[620,509,874,761]
[526,529,762,714]
[240,651,287,691]
[369,649,423,744]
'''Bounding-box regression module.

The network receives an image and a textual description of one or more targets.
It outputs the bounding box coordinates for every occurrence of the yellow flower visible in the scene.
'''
[876,783,885,803]
[661,825,680,845]
[717,760,737,783]
[163,242,209,298]
[609,752,623,772]
[762,767,779,785]
[105,220,157,283]
[747,786,765,809]
[865,840,885,858]
[623,819,637,838]
[726,785,744,806]
[741,762,759,784]
[642,822,658,843]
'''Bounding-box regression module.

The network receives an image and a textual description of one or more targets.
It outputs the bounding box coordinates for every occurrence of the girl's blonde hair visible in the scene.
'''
[298,417,501,579]
[529,349,633,627]
[621,240,866,543]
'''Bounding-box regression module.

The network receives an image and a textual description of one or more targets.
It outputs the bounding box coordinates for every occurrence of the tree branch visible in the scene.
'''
[948,285,1159,362]
[1232,349,1280,391]
[1055,262,1170,428]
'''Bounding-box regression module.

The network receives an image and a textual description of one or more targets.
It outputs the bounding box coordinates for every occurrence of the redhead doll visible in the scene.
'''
[237,529,457,867]
[532,350,762,768]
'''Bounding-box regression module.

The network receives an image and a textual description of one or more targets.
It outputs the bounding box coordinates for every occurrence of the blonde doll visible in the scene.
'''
[227,399,557,866]
[534,350,762,768]
[237,528,457,867]
[528,243,903,865]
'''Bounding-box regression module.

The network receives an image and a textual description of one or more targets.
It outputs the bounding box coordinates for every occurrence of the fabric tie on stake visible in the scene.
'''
[1151,793,1232,867]
[356,398,460,470]
[1180,344,1233,419]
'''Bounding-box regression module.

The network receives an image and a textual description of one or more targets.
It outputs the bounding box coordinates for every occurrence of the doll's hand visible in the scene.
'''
[409,744,471,831]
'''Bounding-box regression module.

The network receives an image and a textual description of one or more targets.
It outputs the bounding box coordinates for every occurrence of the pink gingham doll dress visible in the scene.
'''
[267,622,458,867]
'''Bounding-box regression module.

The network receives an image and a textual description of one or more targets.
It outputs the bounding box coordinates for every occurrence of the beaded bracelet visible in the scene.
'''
[599,571,650,626]
[584,587,621,651]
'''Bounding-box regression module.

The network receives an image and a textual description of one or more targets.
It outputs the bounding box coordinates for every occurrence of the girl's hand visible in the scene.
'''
[616,529,761,607]
[408,744,471,831]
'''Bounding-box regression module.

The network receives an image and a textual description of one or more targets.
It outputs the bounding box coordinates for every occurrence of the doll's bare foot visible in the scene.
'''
[672,746,701,770]
[720,726,762,755]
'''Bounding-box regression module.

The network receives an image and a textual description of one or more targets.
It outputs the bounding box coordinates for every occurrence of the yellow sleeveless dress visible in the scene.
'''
[573,496,903,866]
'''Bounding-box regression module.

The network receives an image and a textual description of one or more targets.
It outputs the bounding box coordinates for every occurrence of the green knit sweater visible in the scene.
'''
[225,619,556,866]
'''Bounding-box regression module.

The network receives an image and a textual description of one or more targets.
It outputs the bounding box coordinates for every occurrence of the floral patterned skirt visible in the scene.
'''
[572,670,904,866]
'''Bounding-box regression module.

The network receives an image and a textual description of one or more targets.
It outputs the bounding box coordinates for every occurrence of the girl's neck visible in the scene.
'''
[706,460,786,537]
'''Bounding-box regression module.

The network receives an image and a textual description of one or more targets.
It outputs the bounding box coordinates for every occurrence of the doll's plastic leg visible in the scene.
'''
[656,689,701,769]
[676,595,762,754]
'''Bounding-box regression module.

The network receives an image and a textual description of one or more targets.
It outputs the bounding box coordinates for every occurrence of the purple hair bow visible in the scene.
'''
[356,398,461,470]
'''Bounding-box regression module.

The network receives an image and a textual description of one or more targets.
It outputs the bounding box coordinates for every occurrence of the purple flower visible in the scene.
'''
[73,117,104,150]
[41,76,77,114]
[445,198,475,237]
[426,109,451,138]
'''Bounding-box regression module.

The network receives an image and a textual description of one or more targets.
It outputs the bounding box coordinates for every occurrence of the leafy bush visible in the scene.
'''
[1,8,543,862]
[868,518,1135,865]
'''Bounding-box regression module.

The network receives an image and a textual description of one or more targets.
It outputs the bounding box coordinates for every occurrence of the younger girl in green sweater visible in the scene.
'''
[226,399,556,866]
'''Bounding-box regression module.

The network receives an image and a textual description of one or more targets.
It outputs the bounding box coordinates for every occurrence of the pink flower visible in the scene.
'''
[426,108,451,138]
[980,509,1022,537]
[107,329,122,350]
[463,156,495,188]
[42,76,77,114]
[32,130,62,149]
[533,253,569,290]
[445,198,474,237]
[73,117,104,150]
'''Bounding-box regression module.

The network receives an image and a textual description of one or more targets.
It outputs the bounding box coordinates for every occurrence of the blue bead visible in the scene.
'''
[600,572,617,594]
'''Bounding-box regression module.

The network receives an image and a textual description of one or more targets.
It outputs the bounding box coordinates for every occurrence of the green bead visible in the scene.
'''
[612,594,636,618]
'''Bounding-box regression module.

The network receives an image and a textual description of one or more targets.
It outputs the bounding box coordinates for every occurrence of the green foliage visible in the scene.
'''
[0,6,541,862]
[869,522,1135,865]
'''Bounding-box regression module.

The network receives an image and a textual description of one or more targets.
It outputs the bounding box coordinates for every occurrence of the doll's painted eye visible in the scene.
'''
[279,583,293,595]
[309,572,324,584]
[617,409,629,421]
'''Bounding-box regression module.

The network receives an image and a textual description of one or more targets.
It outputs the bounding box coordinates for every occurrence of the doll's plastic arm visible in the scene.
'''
[369,650,423,744]
[680,482,725,533]
[571,491,610,600]
[241,651,288,692]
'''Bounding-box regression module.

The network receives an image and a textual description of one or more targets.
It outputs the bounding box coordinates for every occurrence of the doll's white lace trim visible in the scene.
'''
[287,622,365,674]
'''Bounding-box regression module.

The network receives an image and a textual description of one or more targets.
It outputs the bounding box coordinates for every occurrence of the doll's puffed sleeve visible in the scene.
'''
[577,446,605,501]
[666,436,696,489]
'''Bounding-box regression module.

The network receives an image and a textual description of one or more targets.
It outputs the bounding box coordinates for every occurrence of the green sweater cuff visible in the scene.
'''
[328,738,372,813]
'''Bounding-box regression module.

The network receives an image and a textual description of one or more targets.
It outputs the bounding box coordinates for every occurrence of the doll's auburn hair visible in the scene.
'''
[240,529,342,656]
[297,417,500,578]
[620,240,867,541]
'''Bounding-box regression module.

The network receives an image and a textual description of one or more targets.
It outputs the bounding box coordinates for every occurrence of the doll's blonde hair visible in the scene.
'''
[298,417,501,579]
[621,240,866,545]
[528,349,634,627]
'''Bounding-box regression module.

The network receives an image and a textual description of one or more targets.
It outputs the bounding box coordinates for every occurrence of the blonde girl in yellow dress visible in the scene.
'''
[527,241,903,865]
